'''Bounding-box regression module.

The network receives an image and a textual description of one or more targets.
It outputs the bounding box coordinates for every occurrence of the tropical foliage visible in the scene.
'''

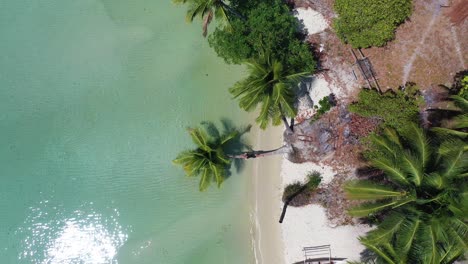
[282,171,322,206]
[229,56,308,130]
[173,122,240,191]
[208,0,316,73]
[432,71,468,139]
[345,126,468,263]
[173,0,233,37]
[312,95,336,121]
[349,87,421,134]
[432,95,468,139]
[333,0,412,48]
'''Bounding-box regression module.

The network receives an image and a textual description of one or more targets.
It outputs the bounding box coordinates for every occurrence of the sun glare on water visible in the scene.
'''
[16,201,129,264]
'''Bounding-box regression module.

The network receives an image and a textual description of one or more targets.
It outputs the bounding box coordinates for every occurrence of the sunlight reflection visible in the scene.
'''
[16,201,129,264]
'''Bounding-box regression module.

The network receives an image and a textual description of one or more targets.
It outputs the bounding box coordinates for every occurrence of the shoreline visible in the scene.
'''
[249,123,285,264]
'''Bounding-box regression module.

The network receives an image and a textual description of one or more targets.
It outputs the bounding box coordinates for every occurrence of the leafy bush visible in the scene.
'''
[333,0,412,48]
[312,95,336,121]
[348,87,421,133]
[209,0,316,73]
[451,70,468,99]
[305,171,322,190]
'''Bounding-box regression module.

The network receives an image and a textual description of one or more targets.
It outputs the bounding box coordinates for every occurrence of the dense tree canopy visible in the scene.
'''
[346,126,467,263]
[208,0,316,73]
[333,0,412,48]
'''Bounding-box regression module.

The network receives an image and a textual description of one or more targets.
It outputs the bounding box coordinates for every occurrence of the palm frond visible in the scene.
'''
[199,167,212,191]
[345,180,405,200]
[359,239,397,264]
[441,148,467,178]
[188,127,211,151]
[396,217,421,256]
[365,212,405,243]
[450,95,468,111]
[348,200,401,217]
[370,156,410,185]
[401,151,423,186]
[406,125,430,168]
[432,127,468,138]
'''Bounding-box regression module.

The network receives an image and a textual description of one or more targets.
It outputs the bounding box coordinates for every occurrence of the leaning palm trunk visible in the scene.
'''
[278,104,294,133]
[227,145,288,159]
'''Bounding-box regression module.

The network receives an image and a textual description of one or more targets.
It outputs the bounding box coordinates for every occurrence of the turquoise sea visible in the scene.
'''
[0,0,255,263]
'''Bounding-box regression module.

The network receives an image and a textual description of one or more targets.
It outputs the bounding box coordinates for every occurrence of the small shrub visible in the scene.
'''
[348,87,421,134]
[306,171,322,190]
[312,95,336,121]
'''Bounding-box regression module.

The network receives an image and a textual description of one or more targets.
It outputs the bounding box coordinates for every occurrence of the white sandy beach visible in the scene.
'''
[252,7,369,264]
[279,158,370,264]
[250,124,285,264]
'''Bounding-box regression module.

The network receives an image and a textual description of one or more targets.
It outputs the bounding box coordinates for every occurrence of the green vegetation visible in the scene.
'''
[349,87,421,133]
[312,95,335,121]
[282,171,322,204]
[432,94,468,139]
[229,56,308,130]
[282,182,303,201]
[174,121,287,191]
[333,0,412,48]
[432,71,468,139]
[208,0,316,73]
[345,126,467,263]
[460,75,468,98]
[173,0,233,37]
[173,122,238,191]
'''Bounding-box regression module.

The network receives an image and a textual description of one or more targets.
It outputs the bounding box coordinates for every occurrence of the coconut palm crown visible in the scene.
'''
[345,125,467,263]
[173,122,239,191]
[173,0,232,37]
[229,56,308,130]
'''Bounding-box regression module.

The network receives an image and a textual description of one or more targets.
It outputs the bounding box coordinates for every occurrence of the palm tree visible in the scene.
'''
[229,56,309,132]
[345,126,467,263]
[432,95,468,139]
[173,122,287,191]
[173,0,235,37]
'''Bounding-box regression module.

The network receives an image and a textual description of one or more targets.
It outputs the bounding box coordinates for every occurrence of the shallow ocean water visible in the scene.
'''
[0,0,254,263]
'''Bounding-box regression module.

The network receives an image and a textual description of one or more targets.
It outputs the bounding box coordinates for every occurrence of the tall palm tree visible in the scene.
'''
[229,56,308,131]
[173,0,233,37]
[345,126,467,263]
[173,122,286,191]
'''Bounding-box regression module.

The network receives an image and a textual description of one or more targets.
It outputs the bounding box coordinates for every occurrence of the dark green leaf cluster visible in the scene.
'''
[312,95,335,121]
[346,126,468,263]
[333,0,412,48]
[349,87,420,134]
[208,0,316,73]
[305,171,322,190]
[173,122,243,191]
